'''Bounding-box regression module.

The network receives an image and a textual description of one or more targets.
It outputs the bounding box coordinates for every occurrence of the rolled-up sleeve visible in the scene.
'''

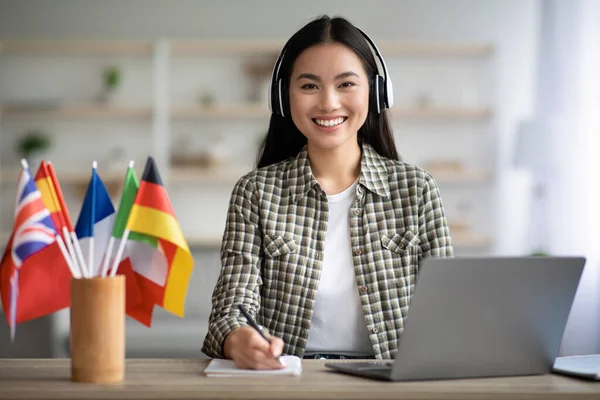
[202,175,265,358]
[418,173,454,258]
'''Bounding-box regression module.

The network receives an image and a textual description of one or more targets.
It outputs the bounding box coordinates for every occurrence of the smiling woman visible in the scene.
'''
[289,43,370,164]
[203,15,454,369]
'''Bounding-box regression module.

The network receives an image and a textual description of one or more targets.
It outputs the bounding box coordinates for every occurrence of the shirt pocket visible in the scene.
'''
[380,231,421,255]
[261,232,303,316]
[262,232,301,286]
[380,231,421,292]
[264,233,297,257]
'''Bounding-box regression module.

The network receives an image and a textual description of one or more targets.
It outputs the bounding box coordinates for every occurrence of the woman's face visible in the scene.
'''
[289,42,370,152]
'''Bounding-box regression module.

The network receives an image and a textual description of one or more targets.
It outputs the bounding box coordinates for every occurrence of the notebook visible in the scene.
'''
[553,355,600,380]
[203,355,302,377]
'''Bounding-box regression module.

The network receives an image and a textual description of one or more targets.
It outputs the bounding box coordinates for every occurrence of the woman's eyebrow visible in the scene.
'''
[296,71,360,81]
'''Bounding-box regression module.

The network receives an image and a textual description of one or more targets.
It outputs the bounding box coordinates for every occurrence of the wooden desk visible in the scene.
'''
[0,359,598,399]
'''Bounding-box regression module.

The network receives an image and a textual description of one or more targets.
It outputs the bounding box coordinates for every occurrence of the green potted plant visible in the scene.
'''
[17,130,51,167]
[99,65,122,103]
[104,66,121,92]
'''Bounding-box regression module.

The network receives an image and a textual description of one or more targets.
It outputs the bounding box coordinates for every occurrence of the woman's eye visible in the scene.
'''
[301,83,318,90]
[339,81,356,88]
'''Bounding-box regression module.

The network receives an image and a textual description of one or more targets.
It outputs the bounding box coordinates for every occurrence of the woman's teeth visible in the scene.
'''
[314,117,346,127]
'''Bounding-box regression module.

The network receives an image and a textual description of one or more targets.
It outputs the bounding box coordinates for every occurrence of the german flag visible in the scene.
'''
[125,157,194,317]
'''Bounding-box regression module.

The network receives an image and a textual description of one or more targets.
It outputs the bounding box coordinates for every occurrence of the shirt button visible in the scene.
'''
[354,249,362,256]
[268,244,276,252]
[360,285,368,294]
[352,209,361,216]
[371,327,379,334]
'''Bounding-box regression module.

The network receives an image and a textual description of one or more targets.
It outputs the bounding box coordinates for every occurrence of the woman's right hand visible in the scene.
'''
[223,326,285,370]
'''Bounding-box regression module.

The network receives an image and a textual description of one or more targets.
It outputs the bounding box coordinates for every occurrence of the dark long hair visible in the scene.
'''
[255,15,399,169]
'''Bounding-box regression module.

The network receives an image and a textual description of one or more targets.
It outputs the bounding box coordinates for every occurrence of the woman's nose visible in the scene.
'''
[319,87,341,112]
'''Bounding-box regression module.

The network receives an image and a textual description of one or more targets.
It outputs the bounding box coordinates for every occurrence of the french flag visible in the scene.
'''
[75,163,115,277]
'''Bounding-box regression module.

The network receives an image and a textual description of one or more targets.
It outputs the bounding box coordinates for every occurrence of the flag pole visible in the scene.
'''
[109,228,130,277]
[100,237,115,278]
[71,231,89,278]
[62,227,81,276]
[89,161,97,277]
[62,227,83,278]
[104,160,135,278]
[55,234,81,279]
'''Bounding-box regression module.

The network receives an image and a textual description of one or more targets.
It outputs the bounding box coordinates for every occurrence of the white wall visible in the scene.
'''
[0,0,540,248]
[1,0,549,357]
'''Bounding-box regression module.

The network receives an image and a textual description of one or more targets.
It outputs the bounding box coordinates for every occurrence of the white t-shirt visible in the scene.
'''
[305,179,374,356]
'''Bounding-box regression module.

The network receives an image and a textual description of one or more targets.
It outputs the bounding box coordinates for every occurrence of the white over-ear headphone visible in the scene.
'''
[268,26,394,117]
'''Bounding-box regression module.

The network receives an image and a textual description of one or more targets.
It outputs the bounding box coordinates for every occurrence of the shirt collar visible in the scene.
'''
[287,143,390,203]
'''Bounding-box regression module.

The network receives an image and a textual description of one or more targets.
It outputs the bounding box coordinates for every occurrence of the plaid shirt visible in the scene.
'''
[202,143,454,359]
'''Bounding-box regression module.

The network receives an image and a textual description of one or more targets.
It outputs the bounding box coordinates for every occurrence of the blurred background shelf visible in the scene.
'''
[0,104,153,119]
[0,165,492,185]
[171,103,270,119]
[1,39,492,57]
[0,40,154,56]
[391,107,492,120]
[1,103,492,121]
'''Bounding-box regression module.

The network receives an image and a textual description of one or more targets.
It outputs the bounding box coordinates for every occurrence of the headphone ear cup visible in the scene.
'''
[370,75,386,114]
[271,79,281,116]
[279,79,289,117]
[377,75,387,113]
[271,79,289,117]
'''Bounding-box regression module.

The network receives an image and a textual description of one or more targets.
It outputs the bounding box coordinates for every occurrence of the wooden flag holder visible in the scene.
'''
[70,276,125,383]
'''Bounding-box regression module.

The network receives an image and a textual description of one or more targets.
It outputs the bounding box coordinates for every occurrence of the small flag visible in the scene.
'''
[74,163,115,277]
[0,162,72,339]
[102,163,149,325]
[34,161,73,233]
[125,157,194,320]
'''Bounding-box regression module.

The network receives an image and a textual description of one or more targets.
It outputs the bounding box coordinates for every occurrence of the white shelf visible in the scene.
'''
[431,170,492,184]
[0,103,492,121]
[170,166,248,183]
[377,42,493,57]
[0,39,492,57]
[0,104,152,119]
[171,40,284,55]
[0,40,153,56]
[451,232,492,248]
[0,167,125,184]
[171,103,270,119]
[391,107,492,120]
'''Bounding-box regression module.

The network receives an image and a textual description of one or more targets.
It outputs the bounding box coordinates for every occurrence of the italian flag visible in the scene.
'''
[112,157,194,326]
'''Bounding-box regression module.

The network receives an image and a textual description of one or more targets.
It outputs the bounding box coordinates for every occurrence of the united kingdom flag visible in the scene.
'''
[0,162,72,340]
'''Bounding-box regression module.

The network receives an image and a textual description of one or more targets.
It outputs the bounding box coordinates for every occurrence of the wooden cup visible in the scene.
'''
[70,276,125,383]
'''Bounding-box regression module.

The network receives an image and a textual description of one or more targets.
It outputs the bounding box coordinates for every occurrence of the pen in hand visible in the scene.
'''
[237,304,284,365]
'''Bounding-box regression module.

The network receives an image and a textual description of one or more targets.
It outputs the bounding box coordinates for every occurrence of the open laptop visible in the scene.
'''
[326,256,585,381]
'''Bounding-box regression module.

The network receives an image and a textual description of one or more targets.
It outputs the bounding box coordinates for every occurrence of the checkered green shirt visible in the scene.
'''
[202,143,454,359]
